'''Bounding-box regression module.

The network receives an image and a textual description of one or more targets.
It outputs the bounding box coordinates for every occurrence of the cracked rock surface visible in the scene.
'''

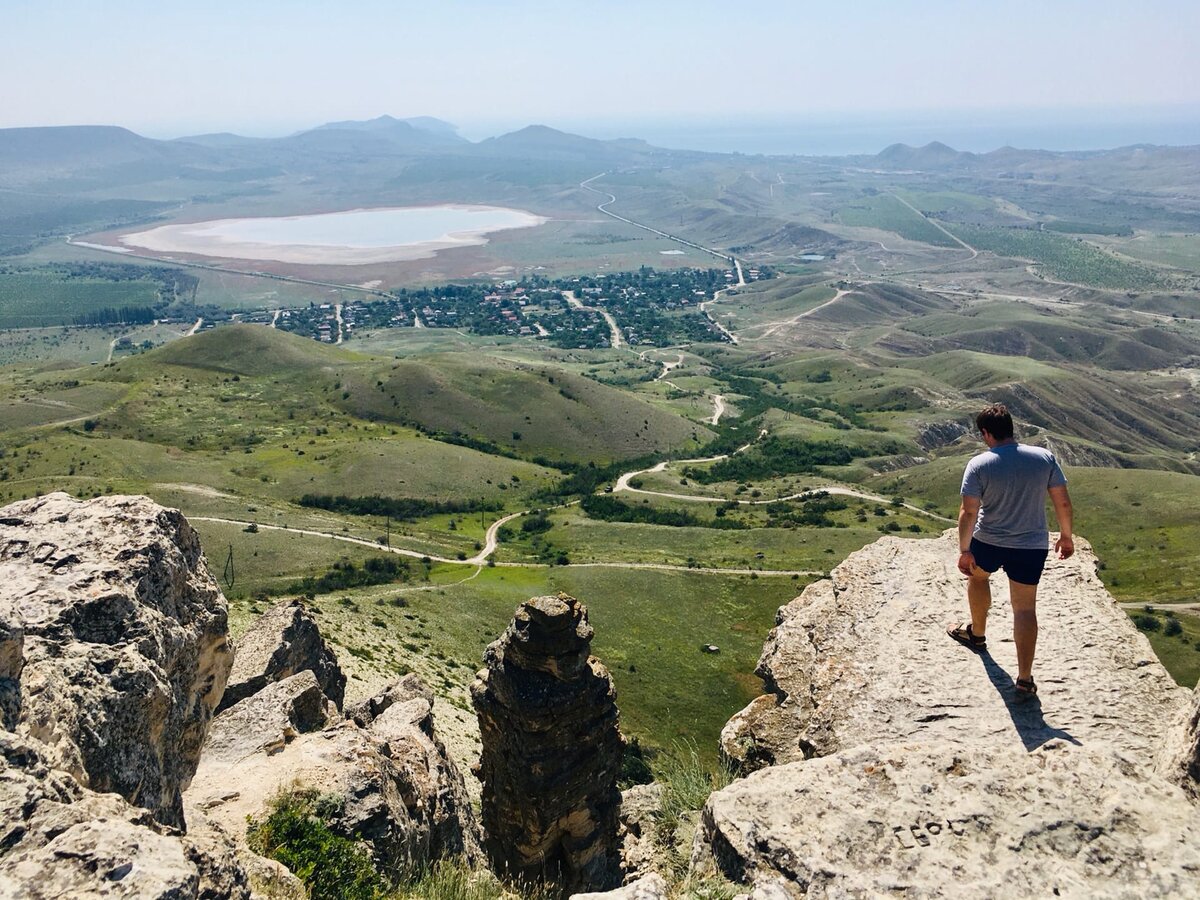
[700,530,1200,897]
[0,492,233,827]
[720,530,1186,770]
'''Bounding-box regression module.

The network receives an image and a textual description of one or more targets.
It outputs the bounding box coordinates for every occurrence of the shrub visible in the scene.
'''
[247,790,383,900]
[1133,614,1161,632]
[1164,618,1184,638]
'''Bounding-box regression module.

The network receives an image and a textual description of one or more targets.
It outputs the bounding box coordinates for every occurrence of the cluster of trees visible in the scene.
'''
[764,493,849,528]
[580,493,748,529]
[287,556,409,595]
[74,305,158,326]
[684,437,897,484]
[297,493,501,522]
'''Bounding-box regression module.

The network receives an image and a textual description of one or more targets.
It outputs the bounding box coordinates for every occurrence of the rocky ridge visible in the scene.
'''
[696,529,1200,896]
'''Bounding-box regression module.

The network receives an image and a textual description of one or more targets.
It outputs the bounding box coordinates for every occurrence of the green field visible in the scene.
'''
[1130,608,1200,689]
[947,224,1166,290]
[837,194,961,247]
[0,270,160,328]
[1098,233,1200,273]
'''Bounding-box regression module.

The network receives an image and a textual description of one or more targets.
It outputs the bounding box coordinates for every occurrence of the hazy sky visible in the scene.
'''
[4,0,1198,140]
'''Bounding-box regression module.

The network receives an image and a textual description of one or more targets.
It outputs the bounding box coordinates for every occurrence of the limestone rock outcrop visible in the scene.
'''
[1158,679,1200,800]
[472,594,624,895]
[201,670,337,763]
[720,530,1186,771]
[218,598,345,713]
[617,782,665,881]
[571,873,669,900]
[347,671,433,727]
[189,669,481,879]
[0,699,249,899]
[0,492,233,827]
[698,530,1200,896]
[695,740,1200,897]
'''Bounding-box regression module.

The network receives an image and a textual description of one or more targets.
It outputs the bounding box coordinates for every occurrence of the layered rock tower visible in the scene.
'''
[471,594,624,895]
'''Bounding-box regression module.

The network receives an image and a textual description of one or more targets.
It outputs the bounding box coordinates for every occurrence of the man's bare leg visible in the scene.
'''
[1009,579,1038,682]
[968,566,992,638]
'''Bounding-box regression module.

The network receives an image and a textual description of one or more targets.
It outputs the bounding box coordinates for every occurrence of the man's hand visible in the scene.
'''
[1055,535,1075,559]
[957,551,976,576]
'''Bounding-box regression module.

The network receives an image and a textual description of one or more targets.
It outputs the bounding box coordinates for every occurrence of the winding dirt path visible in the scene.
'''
[612,449,953,524]
[188,514,818,577]
[708,394,727,425]
[756,288,851,338]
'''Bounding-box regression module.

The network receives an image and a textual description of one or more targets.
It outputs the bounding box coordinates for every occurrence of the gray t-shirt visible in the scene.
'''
[961,442,1067,549]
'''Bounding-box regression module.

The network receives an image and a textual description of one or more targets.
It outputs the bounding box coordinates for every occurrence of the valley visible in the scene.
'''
[2,118,1199,767]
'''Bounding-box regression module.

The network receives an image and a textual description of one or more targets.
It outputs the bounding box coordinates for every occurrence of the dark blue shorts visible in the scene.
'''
[969,538,1049,586]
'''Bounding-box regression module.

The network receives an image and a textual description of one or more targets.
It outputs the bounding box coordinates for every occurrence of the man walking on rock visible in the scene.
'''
[948,404,1074,696]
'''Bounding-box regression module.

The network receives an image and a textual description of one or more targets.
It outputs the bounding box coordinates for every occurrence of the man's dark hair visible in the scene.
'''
[976,404,1014,440]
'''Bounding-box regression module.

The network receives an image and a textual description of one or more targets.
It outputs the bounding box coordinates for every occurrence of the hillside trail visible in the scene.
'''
[724,530,1186,762]
[754,287,851,338]
[708,393,727,425]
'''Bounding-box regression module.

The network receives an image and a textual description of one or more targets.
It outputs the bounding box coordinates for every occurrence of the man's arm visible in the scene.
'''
[1048,485,1074,558]
[957,495,981,575]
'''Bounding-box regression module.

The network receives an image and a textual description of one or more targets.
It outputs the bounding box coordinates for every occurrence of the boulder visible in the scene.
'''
[471,593,624,895]
[201,670,336,764]
[0,731,249,899]
[618,782,664,881]
[571,873,669,900]
[721,530,1187,771]
[694,740,1200,898]
[347,671,434,727]
[0,492,233,827]
[188,673,480,880]
[1157,680,1200,801]
[219,599,345,713]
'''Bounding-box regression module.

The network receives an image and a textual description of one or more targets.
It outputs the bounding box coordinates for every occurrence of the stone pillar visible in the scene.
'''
[471,594,623,895]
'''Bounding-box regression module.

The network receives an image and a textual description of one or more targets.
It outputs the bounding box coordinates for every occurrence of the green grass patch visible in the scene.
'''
[837,194,960,247]
[0,270,159,329]
[1129,608,1200,689]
